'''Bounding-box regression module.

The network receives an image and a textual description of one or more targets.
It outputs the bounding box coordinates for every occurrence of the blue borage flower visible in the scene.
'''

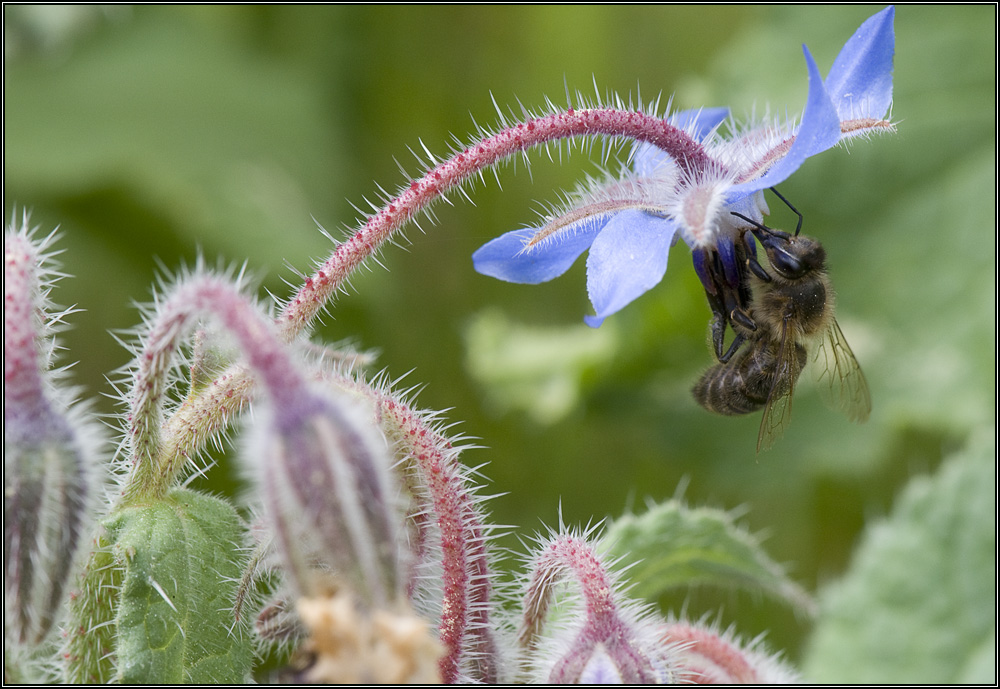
[473,7,895,327]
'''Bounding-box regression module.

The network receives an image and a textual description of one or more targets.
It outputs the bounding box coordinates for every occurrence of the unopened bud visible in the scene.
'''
[4,409,90,645]
[250,390,402,606]
[4,225,97,645]
[547,627,667,684]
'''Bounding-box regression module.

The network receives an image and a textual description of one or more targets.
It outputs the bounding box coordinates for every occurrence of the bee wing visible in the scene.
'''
[812,319,872,423]
[756,322,805,453]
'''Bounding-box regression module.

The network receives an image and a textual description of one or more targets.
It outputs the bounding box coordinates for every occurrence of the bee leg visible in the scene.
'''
[714,272,755,361]
[730,307,756,332]
[695,239,760,362]
[718,330,747,363]
[745,253,773,282]
[693,248,731,360]
[718,298,756,363]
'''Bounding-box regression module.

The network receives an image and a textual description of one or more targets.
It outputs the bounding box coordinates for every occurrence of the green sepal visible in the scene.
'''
[603,500,814,613]
[107,488,253,683]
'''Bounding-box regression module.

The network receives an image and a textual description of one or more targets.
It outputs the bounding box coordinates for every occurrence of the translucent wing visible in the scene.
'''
[812,319,872,423]
[756,321,807,453]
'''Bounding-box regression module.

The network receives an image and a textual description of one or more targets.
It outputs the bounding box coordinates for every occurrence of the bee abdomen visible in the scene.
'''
[692,361,768,415]
[692,340,795,416]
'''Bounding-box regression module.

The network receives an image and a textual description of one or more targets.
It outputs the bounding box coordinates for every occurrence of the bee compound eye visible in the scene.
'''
[769,247,805,278]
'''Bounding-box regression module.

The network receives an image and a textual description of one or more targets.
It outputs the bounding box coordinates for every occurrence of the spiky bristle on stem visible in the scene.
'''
[277,104,715,340]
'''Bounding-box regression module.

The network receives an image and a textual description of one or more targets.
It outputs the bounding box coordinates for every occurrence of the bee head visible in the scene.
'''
[729,210,827,281]
[763,234,826,279]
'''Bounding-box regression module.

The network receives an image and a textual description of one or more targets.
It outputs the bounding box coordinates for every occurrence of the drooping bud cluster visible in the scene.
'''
[518,529,680,683]
[120,271,410,606]
[4,216,102,646]
[114,269,444,681]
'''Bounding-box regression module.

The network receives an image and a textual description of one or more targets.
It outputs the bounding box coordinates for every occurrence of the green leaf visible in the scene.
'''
[106,488,252,683]
[803,431,997,683]
[603,500,814,614]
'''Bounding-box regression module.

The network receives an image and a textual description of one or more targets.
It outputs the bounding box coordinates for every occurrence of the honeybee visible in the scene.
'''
[695,187,802,364]
[692,213,871,452]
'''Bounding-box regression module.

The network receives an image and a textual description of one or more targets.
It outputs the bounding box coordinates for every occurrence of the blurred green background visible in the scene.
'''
[5,5,995,670]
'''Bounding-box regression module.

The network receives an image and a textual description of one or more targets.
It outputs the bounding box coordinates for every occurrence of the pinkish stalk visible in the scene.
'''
[660,622,759,684]
[842,117,894,135]
[157,363,256,489]
[125,277,305,501]
[518,534,619,651]
[277,107,711,340]
[375,394,497,684]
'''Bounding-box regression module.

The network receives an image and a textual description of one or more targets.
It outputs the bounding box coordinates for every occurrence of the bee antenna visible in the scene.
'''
[768,186,803,236]
[730,211,779,237]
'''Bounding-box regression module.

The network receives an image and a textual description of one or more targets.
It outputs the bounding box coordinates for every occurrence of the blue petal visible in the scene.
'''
[633,107,729,177]
[825,6,895,120]
[671,107,731,142]
[473,219,606,284]
[632,142,673,179]
[726,46,841,203]
[583,210,677,327]
[691,247,716,296]
[717,235,741,288]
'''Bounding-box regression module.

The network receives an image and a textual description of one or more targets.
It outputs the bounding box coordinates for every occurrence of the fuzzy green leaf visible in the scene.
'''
[803,432,996,683]
[107,488,252,684]
[603,500,814,613]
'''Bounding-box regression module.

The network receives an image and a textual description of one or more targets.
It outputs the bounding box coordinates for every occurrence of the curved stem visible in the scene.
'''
[125,278,303,501]
[375,393,497,683]
[518,534,618,652]
[277,107,710,340]
[148,107,709,513]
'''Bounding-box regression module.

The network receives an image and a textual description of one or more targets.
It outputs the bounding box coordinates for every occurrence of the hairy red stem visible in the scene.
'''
[277,107,710,339]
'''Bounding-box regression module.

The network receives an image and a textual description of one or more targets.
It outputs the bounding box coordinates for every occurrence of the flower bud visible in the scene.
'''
[545,623,669,684]
[4,225,98,645]
[4,408,90,645]
[250,390,402,607]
